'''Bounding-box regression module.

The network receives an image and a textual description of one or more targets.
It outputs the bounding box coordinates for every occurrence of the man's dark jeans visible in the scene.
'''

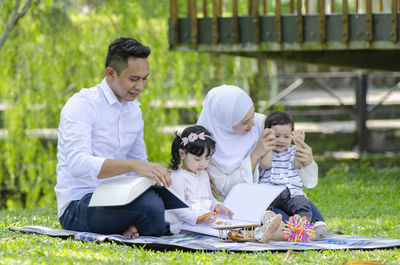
[59,188,170,236]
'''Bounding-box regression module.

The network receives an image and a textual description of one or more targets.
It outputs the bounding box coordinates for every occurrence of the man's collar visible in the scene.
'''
[100,78,119,105]
[99,78,141,107]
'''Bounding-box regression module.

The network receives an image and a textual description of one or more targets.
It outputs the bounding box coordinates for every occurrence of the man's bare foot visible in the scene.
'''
[122,225,139,239]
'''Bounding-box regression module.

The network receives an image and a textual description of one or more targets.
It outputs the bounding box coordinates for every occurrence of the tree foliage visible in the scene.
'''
[0,0,258,209]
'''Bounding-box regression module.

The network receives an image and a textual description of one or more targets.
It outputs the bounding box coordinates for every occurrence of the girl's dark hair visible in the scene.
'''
[169,125,216,170]
[264,110,294,130]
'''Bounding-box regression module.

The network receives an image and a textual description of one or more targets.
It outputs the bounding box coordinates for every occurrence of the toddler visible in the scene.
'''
[259,111,327,239]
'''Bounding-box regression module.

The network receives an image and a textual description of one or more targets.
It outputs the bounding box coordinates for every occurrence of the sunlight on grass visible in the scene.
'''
[1,161,400,264]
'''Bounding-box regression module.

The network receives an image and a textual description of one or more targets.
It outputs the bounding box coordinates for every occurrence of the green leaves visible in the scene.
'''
[0,0,249,208]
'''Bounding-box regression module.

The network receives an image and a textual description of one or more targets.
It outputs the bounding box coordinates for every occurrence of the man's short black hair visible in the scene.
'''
[264,110,295,130]
[105,37,151,75]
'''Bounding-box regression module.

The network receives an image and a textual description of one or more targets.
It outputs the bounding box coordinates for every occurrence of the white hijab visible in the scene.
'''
[197,85,260,171]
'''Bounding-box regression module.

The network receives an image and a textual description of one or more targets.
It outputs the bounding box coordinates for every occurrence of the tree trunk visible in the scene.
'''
[0,0,33,51]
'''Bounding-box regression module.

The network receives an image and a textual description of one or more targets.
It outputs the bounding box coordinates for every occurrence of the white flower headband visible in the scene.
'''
[181,132,213,146]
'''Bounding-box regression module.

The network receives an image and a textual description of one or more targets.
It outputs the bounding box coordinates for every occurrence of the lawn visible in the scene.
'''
[0,158,399,264]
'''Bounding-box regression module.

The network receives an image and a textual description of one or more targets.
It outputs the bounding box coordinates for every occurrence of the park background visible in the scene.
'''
[0,0,400,264]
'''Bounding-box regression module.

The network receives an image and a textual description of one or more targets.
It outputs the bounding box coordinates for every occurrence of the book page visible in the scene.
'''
[222,183,285,223]
[180,183,284,237]
[181,216,256,237]
[89,175,155,207]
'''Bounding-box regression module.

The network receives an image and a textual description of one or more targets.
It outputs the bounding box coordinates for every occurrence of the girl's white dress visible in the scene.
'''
[165,168,220,234]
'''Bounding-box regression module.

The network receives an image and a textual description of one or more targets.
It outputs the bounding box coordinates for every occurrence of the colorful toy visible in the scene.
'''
[283,215,315,242]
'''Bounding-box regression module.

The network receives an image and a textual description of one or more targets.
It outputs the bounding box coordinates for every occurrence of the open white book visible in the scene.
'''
[89,175,188,209]
[181,183,284,237]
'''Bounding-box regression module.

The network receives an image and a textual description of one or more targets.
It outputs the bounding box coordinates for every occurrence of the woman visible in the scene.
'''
[197,85,326,227]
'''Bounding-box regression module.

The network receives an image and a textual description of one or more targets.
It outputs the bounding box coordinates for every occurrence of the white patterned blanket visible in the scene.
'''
[9,226,400,252]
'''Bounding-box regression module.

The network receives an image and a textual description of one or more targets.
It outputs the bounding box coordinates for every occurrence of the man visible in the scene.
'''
[55,37,171,238]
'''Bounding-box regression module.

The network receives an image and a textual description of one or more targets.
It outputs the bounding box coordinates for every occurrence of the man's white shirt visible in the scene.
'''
[55,78,147,218]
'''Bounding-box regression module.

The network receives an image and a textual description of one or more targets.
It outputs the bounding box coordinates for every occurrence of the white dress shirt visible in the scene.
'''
[55,78,147,218]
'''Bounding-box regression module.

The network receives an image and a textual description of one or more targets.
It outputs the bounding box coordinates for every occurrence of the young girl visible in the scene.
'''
[165,125,282,243]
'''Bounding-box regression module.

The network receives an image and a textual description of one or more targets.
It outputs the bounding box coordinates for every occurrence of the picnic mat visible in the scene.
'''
[8,226,400,252]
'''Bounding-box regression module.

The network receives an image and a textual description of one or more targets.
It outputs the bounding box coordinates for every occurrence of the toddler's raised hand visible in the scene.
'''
[292,130,305,143]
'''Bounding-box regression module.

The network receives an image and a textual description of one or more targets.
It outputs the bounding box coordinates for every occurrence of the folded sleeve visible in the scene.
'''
[298,160,318,188]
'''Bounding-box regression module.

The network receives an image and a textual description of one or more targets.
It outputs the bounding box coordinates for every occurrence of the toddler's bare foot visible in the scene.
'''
[259,214,282,243]
[271,215,303,241]
[122,225,139,239]
[271,220,285,241]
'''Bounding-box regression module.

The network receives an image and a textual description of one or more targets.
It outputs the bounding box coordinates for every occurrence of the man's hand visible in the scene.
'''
[132,160,171,187]
[98,159,170,187]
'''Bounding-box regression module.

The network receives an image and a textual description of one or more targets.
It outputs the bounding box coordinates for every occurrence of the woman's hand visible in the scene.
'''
[292,131,313,168]
[250,129,276,168]
[215,204,234,219]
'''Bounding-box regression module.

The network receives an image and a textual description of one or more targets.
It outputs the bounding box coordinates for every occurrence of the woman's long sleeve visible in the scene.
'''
[298,160,318,188]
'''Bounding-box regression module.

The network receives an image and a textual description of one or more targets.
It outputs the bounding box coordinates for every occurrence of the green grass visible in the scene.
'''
[1,160,400,264]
